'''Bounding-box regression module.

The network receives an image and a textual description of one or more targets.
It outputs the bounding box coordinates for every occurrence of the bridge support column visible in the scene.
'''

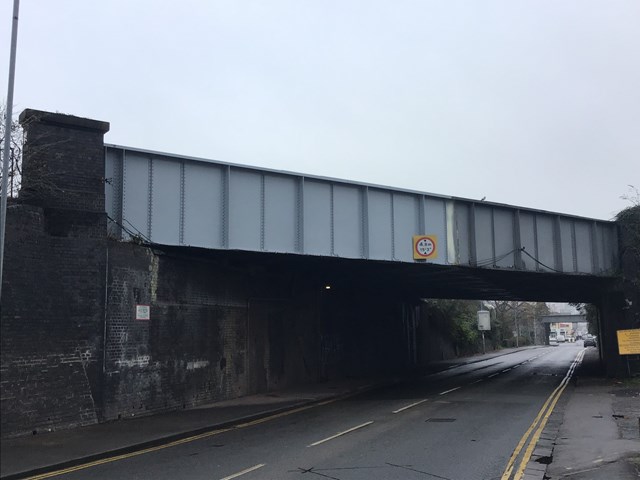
[1,110,110,437]
[543,323,551,346]
[599,291,624,376]
[598,288,640,377]
[599,205,640,377]
[19,109,110,216]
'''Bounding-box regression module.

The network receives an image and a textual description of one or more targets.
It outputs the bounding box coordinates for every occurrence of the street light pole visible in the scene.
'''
[0,0,20,303]
[513,305,519,347]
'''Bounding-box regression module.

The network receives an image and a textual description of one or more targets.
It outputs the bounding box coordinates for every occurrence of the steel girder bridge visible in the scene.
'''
[104,145,619,302]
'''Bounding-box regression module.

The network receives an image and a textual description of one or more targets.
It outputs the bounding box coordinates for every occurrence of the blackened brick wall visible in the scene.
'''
[416,302,460,364]
[1,110,109,438]
[102,243,249,419]
[319,289,409,380]
[0,204,106,437]
[1,108,414,437]
[600,211,640,376]
[101,245,325,420]
[100,245,412,421]
[19,109,109,214]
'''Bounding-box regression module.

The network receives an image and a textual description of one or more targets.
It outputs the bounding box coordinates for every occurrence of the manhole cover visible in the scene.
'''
[426,418,456,423]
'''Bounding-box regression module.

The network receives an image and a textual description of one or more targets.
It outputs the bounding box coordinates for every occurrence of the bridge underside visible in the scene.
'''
[159,245,613,303]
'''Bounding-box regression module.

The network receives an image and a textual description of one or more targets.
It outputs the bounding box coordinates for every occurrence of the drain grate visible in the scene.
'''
[425,418,456,423]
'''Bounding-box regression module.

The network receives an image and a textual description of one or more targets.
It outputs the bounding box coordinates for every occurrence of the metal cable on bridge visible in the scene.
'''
[520,247,564,273]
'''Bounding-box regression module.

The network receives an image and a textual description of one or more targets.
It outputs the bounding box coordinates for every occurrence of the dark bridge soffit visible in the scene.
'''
[152,245,614,304]
[104,144,619,279]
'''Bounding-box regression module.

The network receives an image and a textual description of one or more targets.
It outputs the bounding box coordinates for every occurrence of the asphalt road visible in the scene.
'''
[49,344,585,480]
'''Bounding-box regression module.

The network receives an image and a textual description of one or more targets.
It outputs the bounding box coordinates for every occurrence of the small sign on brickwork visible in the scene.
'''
[135,304,151,321]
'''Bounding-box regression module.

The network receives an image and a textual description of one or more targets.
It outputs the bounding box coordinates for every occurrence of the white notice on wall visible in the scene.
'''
[135,304,151,321]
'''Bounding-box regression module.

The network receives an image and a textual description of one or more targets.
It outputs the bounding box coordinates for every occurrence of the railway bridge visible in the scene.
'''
[1,109,635,438]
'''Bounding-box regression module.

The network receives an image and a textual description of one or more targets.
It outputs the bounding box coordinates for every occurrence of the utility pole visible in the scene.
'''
[0,0,21,303]
[477,308,490,355]
[513,304,519,347]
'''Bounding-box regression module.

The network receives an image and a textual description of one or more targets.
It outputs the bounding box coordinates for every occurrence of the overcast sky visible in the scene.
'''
[2,1,638,220]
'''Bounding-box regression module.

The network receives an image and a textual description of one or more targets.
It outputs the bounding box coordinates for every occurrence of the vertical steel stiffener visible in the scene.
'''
[105,145,618,275]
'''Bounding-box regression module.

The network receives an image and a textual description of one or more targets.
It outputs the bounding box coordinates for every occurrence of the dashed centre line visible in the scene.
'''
[24,348,555,480]
[308,421,374,447]
[438,386,461,395]
[464,353,547,386]
[219,464,266,480]
[392,399,428,414]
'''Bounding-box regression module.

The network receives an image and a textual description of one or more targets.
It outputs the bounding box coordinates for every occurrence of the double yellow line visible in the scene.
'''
[24,427,233,480]
[500,349,585,480]
[26,355,583,480]
[24,394,349,480]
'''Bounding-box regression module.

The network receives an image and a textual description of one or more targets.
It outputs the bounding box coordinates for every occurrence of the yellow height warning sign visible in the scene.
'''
[616,329,640,355]
[413,235,438,260]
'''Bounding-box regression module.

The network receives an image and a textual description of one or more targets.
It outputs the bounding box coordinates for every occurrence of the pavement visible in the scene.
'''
[541,347,640,480]
[1,345,638,480]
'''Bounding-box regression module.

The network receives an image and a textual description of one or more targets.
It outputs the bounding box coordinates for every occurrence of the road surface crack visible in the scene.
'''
[293,467,341,479]
[292,465,386,479]
[386,462,453,479]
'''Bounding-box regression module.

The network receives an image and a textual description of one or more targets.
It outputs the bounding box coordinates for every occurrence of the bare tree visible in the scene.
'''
[618,185,640,282]
[0,104,23,197]
[1,107,71,200]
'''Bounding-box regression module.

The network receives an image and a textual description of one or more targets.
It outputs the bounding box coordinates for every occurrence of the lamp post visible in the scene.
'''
[513,305,519,347]
[477,309,491,355]
[0,0,21,303]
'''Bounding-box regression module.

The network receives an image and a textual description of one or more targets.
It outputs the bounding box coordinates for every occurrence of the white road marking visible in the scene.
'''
[488,372,500,378]
[502,368,512,373]
[308,421,374,447]
[219,463,266,480]
[471,378,484,384]
[438,386,461,395]
[392,399,428,414]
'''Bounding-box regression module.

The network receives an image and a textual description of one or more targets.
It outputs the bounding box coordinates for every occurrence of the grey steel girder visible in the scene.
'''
[539,315,587,324]
[105,145,618,276]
